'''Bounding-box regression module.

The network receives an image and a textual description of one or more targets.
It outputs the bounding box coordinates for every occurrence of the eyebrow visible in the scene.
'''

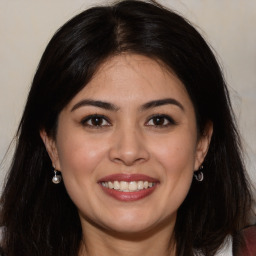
[140,98,184,111]
[71,99,119,112]
[71,98,184,112]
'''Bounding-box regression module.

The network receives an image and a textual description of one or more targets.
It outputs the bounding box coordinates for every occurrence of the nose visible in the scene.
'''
[109,126,150,166]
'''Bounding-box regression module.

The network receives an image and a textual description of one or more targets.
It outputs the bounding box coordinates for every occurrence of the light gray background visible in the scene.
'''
[0,0,255,195]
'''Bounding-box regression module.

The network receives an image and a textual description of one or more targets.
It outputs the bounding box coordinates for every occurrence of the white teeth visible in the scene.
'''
[101,180,156,192]
[138,181,144,190]
[144,181,148,189]
[113,181,120,190]
[128,181,137,191]
[108,181,114,189]
[120,181,128,190]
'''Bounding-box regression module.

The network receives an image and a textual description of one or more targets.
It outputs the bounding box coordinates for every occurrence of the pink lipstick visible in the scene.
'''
[98,174,159,202]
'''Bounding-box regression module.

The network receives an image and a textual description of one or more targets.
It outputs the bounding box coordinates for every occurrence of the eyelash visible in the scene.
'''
[145,114,177,128]
[80,114,111,128]
[80,114,177,129]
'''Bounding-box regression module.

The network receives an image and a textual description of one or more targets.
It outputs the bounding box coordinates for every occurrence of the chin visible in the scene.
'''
[103,222,158,237]
[99,210,174,236]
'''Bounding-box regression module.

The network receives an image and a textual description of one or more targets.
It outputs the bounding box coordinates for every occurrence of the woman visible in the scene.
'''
[0,0,254,255]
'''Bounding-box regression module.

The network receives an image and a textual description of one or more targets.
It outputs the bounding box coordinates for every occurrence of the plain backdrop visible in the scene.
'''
[0,0,255,196]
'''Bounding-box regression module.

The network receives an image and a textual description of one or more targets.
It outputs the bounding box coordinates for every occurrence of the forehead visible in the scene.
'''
[66,54,193,110]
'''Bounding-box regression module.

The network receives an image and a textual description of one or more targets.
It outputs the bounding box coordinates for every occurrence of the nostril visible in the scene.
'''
[113,154,149,166]
[108,130,150,165]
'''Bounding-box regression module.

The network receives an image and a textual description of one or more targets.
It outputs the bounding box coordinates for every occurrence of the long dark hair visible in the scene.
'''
[0,1,252,255]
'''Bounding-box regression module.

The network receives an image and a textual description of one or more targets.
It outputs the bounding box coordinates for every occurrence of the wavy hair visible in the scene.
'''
[0,1,252,255]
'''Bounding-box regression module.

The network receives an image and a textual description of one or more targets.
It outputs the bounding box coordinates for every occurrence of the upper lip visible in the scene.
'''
[98,173,159,183]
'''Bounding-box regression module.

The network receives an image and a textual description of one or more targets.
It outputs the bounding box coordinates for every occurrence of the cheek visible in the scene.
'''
[157,142,195,188]
[55,134,110,214]
[56,133,108,181]
[152,131,197,173]
[150,132,196,204]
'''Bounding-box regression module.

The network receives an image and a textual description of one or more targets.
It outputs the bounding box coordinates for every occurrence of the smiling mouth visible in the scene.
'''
[98,174,158,201]
[100,181,156,192]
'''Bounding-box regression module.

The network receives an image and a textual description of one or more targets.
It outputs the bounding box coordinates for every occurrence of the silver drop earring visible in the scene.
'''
[194,165,204,182]
[52,170,62,184]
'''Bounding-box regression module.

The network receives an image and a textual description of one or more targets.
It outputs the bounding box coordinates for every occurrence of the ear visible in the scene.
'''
[40,130,61,171]
[194,121,213,170]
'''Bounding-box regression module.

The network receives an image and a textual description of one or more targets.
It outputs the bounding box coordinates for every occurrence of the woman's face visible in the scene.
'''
[43,54,211,235]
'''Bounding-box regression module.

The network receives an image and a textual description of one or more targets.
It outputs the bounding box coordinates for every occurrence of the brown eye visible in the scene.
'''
[146,114,176,127]
[81,115,110,128]
[90,116,104,126]
[152,116,166,126]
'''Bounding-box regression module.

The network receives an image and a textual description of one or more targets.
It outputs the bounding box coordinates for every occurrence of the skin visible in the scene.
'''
[41,54,212,256]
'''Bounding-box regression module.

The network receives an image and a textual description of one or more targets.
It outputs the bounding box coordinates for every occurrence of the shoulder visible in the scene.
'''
[194,236,233,256]
[0,227,5,256]
[215,235,233,256]
[234,225,256,256]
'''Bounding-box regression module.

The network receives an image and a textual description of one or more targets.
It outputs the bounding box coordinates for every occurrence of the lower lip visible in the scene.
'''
[100,185,157,202]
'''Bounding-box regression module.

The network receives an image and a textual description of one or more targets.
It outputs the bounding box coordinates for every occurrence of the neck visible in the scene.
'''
[79,216,176,256]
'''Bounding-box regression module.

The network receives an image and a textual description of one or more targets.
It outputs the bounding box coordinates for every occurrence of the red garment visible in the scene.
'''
[237,225,256,256]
